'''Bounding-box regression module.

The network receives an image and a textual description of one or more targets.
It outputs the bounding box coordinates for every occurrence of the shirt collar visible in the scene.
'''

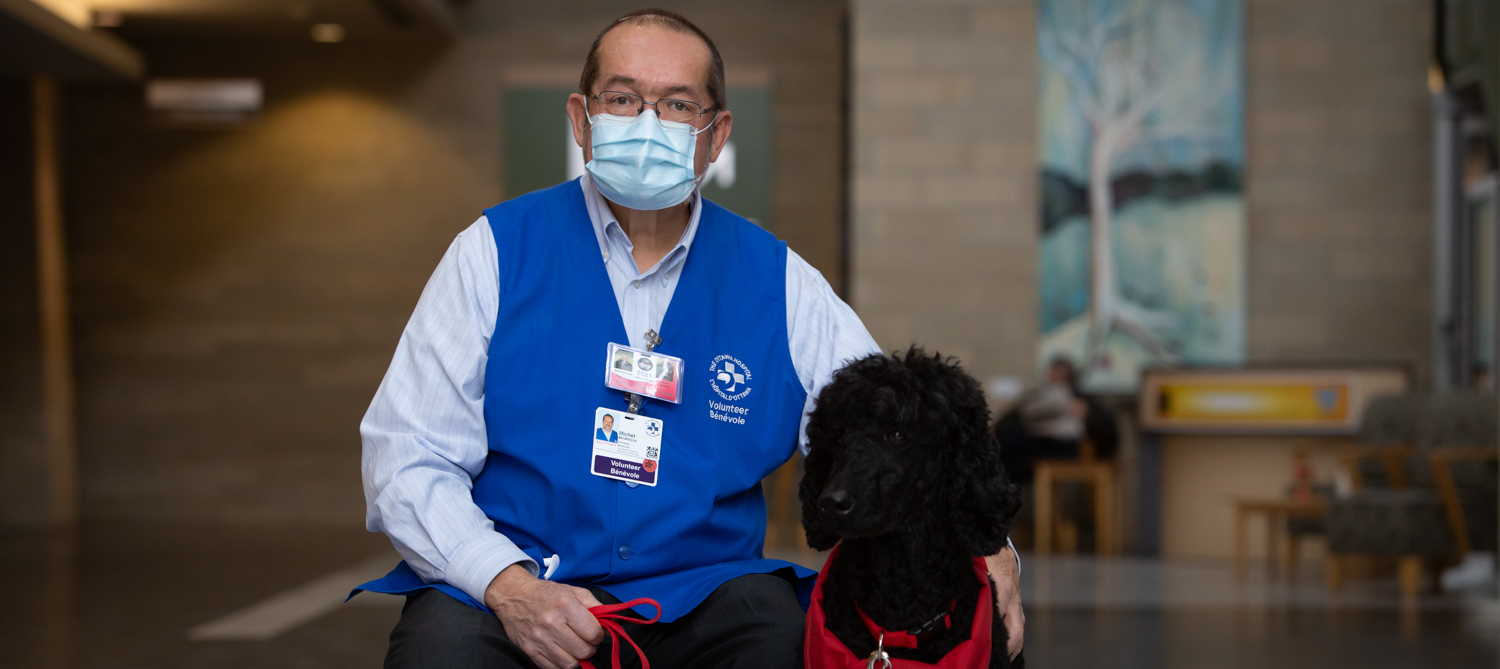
[581,173,700,275]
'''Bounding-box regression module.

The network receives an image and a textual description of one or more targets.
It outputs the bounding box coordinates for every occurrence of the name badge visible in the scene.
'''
[604,342,683,404]
[590,407,662,486]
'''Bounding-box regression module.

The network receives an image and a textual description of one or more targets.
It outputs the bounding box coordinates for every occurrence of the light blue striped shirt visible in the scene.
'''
[360,176,883,605]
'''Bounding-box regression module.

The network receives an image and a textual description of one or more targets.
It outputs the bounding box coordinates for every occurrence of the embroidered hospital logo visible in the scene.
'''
[709,354,752,401]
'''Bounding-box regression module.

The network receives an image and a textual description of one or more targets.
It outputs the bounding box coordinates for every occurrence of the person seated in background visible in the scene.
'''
[996,357,1118,484]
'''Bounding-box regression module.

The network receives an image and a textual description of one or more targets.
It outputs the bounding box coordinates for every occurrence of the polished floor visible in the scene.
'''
[1,522,1495,668]
[1018,554,1499,668]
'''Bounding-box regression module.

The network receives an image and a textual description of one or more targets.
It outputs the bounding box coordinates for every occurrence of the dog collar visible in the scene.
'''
[853,600,956,649]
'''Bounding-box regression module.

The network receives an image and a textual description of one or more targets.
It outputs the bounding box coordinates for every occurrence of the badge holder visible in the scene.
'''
[604,330,682,409]
[593,330,673,488]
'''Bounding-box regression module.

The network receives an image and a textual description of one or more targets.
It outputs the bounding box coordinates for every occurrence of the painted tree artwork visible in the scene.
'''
[1037,0,1245,392]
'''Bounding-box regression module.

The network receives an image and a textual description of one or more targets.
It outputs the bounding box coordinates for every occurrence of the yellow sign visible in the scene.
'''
[1159,384,1347,422]
[1140,369,1406,434]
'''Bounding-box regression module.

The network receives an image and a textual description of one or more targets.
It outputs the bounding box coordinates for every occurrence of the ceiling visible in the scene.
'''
[0,0,142,79]
[85,0,462,39]
[1,0,461,80]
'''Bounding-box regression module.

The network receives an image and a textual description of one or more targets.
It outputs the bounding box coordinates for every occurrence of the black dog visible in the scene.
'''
[801,348,1023,668]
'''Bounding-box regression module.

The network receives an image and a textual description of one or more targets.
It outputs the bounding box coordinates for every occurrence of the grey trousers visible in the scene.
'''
[384,572,806,669]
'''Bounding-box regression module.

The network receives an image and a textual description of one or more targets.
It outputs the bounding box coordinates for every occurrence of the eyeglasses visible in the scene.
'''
[592,91,715,126]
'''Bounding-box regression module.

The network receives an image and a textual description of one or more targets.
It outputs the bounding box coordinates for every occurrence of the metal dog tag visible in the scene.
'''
[867,633,891,669]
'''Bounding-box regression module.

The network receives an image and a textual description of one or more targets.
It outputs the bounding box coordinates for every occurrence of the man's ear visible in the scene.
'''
[799,445,840,551]
[707,110,733,163]
[566,93,592,162]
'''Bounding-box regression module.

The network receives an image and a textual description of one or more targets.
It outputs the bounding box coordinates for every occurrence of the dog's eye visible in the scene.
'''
[887,431,905,443]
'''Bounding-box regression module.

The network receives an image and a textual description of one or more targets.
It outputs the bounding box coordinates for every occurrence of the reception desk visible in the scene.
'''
[1139,368,1407,560]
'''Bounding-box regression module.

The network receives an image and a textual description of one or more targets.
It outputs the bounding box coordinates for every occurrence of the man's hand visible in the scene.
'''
[984,546,1024,660]
[484,563,606,669]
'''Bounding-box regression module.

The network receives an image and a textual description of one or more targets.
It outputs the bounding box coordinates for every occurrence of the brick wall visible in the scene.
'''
[65,43,472,523]
[851,0,1433,384]
[850,0,1039,375]
[1243,0,1432,372]
[48,1,846,523]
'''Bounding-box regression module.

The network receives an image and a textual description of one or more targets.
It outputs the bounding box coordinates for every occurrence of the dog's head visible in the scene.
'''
[799,347,1020,556]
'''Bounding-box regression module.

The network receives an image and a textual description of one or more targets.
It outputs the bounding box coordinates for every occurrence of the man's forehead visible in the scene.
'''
[594,22,712,95]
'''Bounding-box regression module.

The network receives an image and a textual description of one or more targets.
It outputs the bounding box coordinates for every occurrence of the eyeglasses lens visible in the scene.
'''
[597,92,702,124]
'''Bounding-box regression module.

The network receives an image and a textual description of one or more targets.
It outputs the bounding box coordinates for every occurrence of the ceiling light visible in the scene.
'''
[146,78,263,124]
[29,0,91,28]
[311,23,345,43]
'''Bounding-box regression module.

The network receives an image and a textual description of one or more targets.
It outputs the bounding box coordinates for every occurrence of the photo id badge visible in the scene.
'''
[604,342,683,403]
[590,407,662,486]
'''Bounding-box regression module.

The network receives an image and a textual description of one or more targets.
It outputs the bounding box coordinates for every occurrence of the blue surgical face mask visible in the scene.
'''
[586,110,714,211]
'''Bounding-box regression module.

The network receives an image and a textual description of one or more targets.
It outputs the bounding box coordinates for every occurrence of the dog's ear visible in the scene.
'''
[947,434,1021,557]
[799,440,840,550]
[922,350,1021,557]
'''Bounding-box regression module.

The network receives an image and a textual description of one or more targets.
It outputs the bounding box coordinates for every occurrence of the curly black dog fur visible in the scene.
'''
[801,348,1024,668]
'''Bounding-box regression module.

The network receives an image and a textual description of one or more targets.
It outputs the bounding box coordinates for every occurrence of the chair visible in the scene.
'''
[1325,392,1497,599]
[1034,439,1117,555]
[1430,447,1499,558]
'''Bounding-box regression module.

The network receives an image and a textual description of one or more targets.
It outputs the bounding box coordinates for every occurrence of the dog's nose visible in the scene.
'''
[819,488,854,516]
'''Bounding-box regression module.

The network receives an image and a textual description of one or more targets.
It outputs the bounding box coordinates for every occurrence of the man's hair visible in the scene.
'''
[578,8,727,112]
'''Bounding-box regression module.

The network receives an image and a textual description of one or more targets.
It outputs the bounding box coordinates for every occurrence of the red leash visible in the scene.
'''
[579,598,661,669]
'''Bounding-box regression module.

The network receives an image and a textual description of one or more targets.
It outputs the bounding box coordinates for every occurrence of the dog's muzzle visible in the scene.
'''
[818,487,855,518]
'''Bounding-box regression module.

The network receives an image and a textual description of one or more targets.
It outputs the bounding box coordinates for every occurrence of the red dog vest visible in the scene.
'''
[804,546,993,669]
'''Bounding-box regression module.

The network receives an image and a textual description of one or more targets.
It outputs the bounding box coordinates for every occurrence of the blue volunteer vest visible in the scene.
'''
[351,179,815,621]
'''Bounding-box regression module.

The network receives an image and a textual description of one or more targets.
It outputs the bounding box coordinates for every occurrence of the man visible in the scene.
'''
[596,414,618,443]
[352,9,1023,669]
